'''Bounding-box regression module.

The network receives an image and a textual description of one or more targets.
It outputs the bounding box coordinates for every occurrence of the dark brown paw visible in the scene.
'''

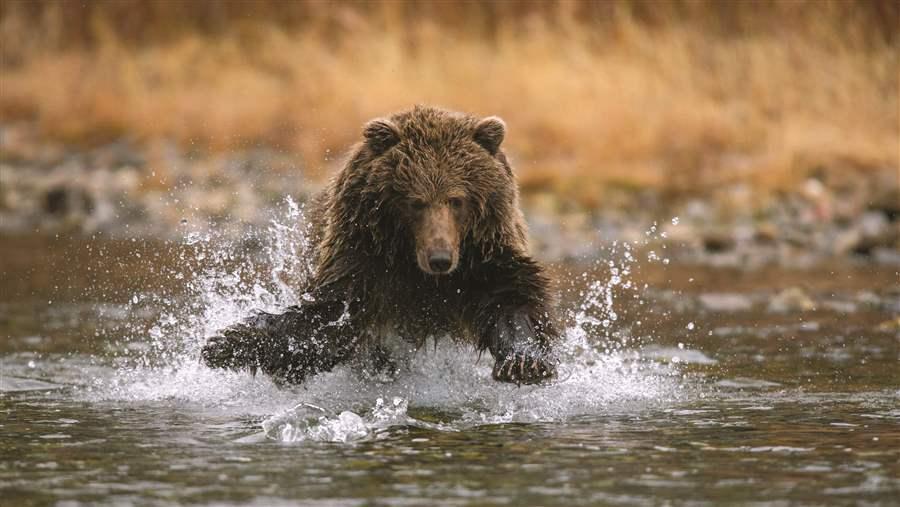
[200,326,258,373]
[491,353,555,385]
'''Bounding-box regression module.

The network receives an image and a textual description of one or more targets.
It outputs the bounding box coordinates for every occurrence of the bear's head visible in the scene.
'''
[331,106,528,278]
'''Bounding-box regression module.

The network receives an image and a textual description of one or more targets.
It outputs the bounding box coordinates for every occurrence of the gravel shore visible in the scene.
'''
[2,124,897,267]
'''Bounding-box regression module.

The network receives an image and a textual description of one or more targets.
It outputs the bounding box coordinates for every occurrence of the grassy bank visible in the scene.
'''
[1,0,897,205]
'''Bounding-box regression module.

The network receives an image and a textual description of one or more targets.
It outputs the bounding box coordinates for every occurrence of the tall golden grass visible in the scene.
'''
[1,0,897,201]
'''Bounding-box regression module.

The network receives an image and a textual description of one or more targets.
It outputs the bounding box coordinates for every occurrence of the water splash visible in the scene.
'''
[569,240,637,354]
[84,201,694,441]
[263,397,413,443]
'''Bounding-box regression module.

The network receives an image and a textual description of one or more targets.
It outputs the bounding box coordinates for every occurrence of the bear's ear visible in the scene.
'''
[363,118,401,153]
[473,116,506,155]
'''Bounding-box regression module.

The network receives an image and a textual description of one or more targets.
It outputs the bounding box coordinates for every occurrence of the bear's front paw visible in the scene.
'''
[492,353,555,385]
[200,325,258,373]
[487,310,556,385]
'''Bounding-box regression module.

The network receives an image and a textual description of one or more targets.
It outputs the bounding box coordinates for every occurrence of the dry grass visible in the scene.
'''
[1,0,897,204]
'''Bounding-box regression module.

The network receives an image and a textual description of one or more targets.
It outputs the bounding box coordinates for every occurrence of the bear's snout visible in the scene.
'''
[415,204,460,275]
[418,242,458,275]
[427,249,453,273]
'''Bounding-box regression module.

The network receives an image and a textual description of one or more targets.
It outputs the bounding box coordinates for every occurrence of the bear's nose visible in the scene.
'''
[427,250,453,273]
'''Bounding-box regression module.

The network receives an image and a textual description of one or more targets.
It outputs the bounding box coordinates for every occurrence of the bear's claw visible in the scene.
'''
[492,353,555,385]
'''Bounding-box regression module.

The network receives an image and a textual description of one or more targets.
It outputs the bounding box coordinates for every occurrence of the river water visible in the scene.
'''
[2,205,898,506]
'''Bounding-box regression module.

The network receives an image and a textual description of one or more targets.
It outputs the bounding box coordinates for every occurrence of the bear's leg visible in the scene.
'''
[468,255,559,385]
[201,299,360,385]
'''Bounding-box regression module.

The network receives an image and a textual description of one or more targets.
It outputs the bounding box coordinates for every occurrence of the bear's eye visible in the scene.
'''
[448,197,464,209]
[410,200,427,211]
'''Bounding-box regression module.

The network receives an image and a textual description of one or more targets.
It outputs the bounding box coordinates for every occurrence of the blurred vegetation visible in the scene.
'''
[1,0,897,201]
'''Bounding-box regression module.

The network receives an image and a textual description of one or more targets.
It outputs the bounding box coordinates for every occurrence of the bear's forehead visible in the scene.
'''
[380,107,503,194]
[394,109,475,143]
[393,128,484,171]
[389,149,492,199]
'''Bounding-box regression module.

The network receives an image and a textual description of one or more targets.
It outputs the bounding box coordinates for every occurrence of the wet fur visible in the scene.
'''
[202,106,558,385]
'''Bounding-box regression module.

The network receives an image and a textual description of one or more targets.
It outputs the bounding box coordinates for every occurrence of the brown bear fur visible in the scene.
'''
[201,106,558,385]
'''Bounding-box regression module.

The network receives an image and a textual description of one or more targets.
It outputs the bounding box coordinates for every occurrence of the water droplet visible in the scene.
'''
[686,322,695,330]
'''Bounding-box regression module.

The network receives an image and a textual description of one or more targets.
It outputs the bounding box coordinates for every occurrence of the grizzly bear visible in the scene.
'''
[201,106,558,385]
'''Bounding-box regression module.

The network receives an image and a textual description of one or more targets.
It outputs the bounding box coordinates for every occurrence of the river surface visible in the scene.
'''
[1,209,899,506]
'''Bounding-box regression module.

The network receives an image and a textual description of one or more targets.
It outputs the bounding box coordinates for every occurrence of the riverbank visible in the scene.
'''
[1,123,897,267]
